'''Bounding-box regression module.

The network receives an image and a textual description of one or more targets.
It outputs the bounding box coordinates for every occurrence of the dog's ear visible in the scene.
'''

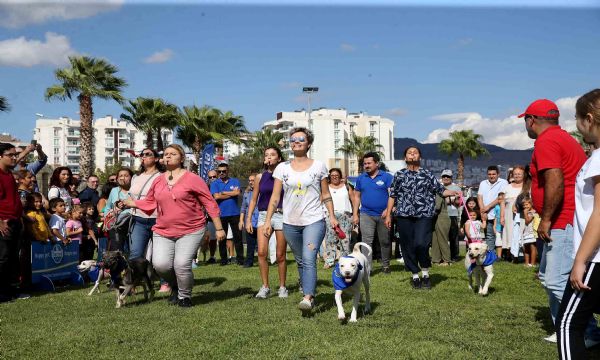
[481,243,488,252]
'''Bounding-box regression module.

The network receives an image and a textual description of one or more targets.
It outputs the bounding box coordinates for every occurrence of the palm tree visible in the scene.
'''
[247,129,285,158]
[151,101,180,152]
[121,97,180,151]
[45,56,127,178]
[0,96,10,112]
[339,134,384,174]
[438,130,490,185]
[570,130,593,156]
[121,97,156,149]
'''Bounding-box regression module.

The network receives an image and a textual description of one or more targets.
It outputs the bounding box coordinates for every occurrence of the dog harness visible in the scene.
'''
[467,250,497,274]
[332,256,363,290]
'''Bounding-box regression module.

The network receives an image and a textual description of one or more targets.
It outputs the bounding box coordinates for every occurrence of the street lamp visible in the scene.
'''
[302,87,318,157]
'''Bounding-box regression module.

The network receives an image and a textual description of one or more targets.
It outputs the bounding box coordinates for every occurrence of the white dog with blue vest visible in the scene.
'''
[333,242,372,322]
[464,242,497,296]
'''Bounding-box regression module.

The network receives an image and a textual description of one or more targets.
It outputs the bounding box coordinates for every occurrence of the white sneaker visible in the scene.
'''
[396,257,405,264]
[298,298,314,312]
[544,332,557,343]
[278,286,289,298]
[255,286,270,299]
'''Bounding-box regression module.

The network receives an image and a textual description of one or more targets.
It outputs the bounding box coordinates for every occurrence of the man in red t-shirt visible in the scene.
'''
[0,143,24,303]
[520,99,596,344]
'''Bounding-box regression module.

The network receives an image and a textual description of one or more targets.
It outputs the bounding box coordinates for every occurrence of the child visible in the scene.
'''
[48,198,68,245]
[460,196,481,240]
[521,196,539,267]
[66,204,84,245]
[464,210,485,244]
[24,193,51,243]
[80,202,98,262]
[493,192,505,258]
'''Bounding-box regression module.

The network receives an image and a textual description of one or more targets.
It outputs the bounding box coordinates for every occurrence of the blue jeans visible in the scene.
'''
[485,221,496,252]
[244,229,257,266]
[129,216,156,260]
[283,219,326,297]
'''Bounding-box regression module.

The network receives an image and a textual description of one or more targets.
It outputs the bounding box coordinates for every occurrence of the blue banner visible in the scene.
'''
[199,143,215,181]
[31,242,79,283]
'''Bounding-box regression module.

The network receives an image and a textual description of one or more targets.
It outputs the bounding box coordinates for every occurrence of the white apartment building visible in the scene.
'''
[262,108,394,176]
[35,116,173,174]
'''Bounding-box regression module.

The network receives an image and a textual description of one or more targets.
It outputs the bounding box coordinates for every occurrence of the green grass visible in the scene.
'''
[2,255,600,359]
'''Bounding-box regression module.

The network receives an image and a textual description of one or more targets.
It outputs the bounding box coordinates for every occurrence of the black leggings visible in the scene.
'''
[395,216,434,274]
[556,262,600,360]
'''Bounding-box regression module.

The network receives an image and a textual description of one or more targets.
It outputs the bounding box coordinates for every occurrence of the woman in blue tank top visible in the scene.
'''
[245,147,288,299]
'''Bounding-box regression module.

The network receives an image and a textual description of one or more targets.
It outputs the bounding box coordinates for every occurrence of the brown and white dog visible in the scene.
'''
[333,242,372,322]
[464,242,496,296]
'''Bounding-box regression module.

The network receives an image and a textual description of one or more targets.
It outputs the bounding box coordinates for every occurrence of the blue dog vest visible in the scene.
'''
[332,256,363,290]
[467,250,497,274]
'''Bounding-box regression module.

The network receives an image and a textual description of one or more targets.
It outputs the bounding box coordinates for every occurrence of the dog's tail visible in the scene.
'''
[353,242,372,257]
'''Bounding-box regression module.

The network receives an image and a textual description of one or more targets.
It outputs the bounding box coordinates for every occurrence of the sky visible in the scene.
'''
[1,0,599,150]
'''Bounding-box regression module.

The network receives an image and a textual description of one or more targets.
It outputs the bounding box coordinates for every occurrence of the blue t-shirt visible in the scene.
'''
[210,177,241,217]
[355,171,393,216]
[493,204,503,232]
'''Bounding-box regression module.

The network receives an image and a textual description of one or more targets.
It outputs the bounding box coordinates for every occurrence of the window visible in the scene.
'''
[334,139,340,148]
[334,130,340,140]
[369,122,376,131]
[370,131,376,138]
[334,120,340,130]
[335,150,342,158]
[349,124,356,134]
[335,159,340,167]
[53,128,60,137]
[53,139,59,146]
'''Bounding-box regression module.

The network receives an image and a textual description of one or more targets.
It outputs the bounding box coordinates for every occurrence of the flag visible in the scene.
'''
[199,143,215,181]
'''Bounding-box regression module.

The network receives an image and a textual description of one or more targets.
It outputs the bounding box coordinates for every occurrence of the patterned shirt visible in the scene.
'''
[390,168,445,218]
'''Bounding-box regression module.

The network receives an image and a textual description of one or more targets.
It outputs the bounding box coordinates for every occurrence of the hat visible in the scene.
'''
[441,169,453,177]
[518,99,560,119]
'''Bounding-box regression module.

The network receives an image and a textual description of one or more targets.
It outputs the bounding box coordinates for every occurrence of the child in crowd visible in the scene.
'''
[48,198,68,245]
[464,210,485,244]
[521,196,539,267]
[80,202,98,262]
[493,192,505,257]
[24,193,51,243]
[66,204,84,245]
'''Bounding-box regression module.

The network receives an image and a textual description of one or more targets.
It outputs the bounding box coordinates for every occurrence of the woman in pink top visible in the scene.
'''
[123,144,224,307]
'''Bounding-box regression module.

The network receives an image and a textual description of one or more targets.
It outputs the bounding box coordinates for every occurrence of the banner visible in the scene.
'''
[199,143,215,181]
[31,242,80,283]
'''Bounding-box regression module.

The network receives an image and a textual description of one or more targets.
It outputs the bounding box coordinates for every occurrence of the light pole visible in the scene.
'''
[302,87,318,157]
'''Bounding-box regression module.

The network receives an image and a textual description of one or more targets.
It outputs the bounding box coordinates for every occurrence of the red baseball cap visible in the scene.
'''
[518,99,560,118]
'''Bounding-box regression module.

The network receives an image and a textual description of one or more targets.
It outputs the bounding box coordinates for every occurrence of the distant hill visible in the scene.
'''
[393,138,533,167]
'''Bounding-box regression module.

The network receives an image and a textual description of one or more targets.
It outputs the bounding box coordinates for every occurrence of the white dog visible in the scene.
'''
[333,242,372,322]
[464,242,497,296]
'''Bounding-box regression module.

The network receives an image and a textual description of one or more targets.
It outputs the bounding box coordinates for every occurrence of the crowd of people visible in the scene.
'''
[1,90,600,358]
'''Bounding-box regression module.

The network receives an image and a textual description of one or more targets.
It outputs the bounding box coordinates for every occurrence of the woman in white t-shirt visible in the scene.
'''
[323,168,353,269]
[556,88,600,359]
[47,166,73,212]
[263,127,338,314]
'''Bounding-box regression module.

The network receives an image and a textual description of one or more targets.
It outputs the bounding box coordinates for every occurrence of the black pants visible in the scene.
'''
[556,262,600,360]
[395,216,434,274]
[0,220,22,301]
[449,216,459,260]
[218,215,243,264]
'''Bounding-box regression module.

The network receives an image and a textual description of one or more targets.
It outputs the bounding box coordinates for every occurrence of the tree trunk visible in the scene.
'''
[156,128,164,152]
[145,130,154,149]
[78,95,94,178]
[457,153,465,186]
[193,136,202,173]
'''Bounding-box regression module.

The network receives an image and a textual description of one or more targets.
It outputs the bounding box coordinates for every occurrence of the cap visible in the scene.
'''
[518,99,560,119]
[441,169,453,177]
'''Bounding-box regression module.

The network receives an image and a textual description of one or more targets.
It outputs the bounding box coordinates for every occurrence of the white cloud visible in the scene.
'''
[385,107,408,117]
[143,49,174,64]
[0,32,78,67]
[340,43,356,52]
[423,96,578,150]
[0,0,123,28]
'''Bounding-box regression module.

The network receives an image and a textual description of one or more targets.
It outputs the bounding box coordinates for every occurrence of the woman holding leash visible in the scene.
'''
[263,127,338,314]
[103,168,134,252]
[323,168,353,269]
[384,146,461,290]
[245,146,288,299]
[122,144,224,307]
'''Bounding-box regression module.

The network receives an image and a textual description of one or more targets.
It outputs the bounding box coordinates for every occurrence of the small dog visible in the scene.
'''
[333,242,372,322]
[464,242,496,296]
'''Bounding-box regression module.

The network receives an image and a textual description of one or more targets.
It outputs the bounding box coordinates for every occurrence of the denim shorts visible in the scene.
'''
[257,211,283,231]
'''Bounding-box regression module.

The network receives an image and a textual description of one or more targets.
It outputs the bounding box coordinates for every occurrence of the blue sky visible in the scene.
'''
[1,0,599,150]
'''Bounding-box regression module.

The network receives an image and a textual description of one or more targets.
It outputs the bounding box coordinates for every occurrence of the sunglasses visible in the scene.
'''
[141,152,154,157]
[217,170,227,173]
[2,152,18,158]
[208,176,217,179]
[108,178,117,182]
[289,136,306,143]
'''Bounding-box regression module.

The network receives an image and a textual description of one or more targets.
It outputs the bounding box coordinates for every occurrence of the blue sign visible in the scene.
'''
[199,143,215,181]
[31,242,82,290]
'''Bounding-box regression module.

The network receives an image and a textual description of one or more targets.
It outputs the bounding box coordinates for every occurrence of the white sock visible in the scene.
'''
[422,268,429,277]
[412,273,419,280]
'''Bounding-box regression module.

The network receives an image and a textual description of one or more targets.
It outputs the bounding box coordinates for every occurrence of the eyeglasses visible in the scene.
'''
[108,178,117,182]
[330,174,340,178]
[141,152,154,158]
[208,176,217,179]
[217,170,227,173]
[2,152,18,158]
[289,136,306,143]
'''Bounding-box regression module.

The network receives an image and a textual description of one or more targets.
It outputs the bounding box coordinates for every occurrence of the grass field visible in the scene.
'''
[2,254,600,360]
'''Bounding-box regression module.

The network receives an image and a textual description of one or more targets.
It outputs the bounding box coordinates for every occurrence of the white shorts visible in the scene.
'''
[257,211,283,231]
[495,232,502,247]
[522,235,536,245]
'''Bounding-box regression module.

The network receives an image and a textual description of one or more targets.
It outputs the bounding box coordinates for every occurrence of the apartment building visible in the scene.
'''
[262,108,394,176]
[35,116,173,174]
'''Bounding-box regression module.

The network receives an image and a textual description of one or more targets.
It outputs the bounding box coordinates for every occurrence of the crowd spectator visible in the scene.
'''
[48,166,74,212]
[49,198,68,245]
[323,168,353,269]
[501,165,526,259]
[477,166,508,255]
[15,169,35,205]
[431,169,460,266]
[80,202,98,261]
[211,163,243,265]
[264,127,338,314]
[15,144,47,192]
[352,152,393,274]
[239,173,258,268]
[24,193,51,243]
[204,170,219,264]
[78,175,100,218]
[102,168,133,252]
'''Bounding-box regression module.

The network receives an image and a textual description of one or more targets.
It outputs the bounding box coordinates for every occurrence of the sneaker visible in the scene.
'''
[15,293,31,300]
[421,276,431,290]
[159,283,171,293]
[191,261,199,269]
[382,267,391,275]
[255,286,271,299]
[396,257,405,264]
[178,297,192,308]
[229,257,237,265]
[544,332,557,343]
[411,277,421,289]
[207,257,216,264]
[220,260,228,266]
[168,288,179,305]
[298,298,314,312]
[278,286,289,298]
